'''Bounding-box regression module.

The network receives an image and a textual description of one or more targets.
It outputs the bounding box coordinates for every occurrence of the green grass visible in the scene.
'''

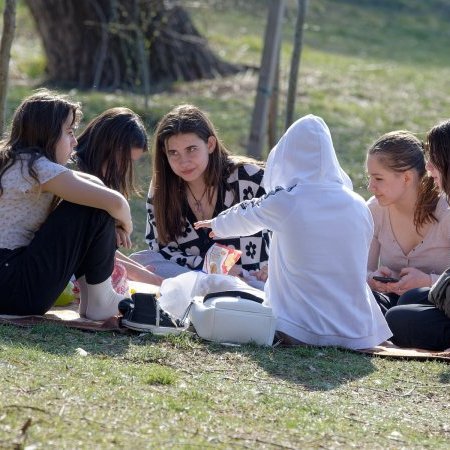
[1,0,450,447]
[1,324,449,448]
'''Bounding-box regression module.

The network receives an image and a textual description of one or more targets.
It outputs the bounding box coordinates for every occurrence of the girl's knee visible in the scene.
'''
[397,287,430,306]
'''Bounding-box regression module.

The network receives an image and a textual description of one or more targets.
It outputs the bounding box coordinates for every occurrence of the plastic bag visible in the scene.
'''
[203,243,241,274]
[158,271,266,320]
[158,271,201,319]
[73,260,130,302]
[111,261,130,295]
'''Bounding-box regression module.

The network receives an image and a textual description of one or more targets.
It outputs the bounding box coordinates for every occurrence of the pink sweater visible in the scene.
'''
[367,195,450,284]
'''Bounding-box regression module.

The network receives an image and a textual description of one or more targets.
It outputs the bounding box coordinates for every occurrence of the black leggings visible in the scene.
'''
[385,287,450,351]
[0,201,116,315]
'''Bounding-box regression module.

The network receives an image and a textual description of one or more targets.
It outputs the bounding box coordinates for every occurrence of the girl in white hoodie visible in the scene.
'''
[195,114,391,349]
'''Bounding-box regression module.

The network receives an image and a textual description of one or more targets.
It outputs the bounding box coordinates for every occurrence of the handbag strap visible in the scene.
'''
[203,290,264,304]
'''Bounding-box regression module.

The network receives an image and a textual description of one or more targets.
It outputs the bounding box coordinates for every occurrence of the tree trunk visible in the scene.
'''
[267,43,280,149]
[0,0,17,135]
[24,0,240,91]
[247,0,285,160]
[285,0,308,129]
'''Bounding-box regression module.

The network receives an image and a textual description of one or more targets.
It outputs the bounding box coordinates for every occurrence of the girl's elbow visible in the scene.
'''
[108,192,128,213]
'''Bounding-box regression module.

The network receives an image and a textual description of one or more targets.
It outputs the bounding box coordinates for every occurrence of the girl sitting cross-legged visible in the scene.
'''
[195,114,392,350]
[365,130,450,315]
[385,120,450,351]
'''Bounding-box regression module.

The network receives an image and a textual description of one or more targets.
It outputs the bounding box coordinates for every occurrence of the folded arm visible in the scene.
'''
[42,170,132,235]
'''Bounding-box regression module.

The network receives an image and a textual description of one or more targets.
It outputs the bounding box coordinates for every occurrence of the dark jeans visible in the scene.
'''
[0,201,116,315]
[385,287,450,351]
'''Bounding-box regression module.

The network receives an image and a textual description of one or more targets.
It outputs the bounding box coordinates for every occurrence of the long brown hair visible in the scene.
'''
[152,104,260,244]
[75,107,148,198]
[367,130,439,231]
[426,119,450,202]
[0,89,81,196]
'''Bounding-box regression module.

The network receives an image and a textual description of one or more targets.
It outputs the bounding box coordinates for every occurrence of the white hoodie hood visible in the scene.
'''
[264,114,353,191]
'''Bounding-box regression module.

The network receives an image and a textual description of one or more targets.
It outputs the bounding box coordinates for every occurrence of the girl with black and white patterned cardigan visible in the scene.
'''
[131,105,270,284]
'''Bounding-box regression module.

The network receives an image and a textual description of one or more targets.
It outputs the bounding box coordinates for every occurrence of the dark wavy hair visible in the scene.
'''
[75,107,148,198]
[426,119,450,201]
[0,89,82,196]
[152,104,260,244]
[367,130,439,231]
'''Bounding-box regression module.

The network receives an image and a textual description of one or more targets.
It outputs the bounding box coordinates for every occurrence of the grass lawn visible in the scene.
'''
[1,323,449,448]
[1,0,450,447]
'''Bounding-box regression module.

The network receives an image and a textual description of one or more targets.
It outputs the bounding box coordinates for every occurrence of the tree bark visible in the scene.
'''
[268,43,280,149]
[285,0,308,129]
[24,0,240,91]
[247,0,285,159]
[0,0,17,135]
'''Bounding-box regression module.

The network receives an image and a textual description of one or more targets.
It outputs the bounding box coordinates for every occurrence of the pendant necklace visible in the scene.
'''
[186,184,208,219]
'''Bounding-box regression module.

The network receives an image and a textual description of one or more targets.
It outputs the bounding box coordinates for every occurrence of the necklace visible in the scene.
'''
[186,184,208,219]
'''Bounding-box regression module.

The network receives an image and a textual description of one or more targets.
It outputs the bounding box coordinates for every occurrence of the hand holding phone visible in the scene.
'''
[372,275,400,283]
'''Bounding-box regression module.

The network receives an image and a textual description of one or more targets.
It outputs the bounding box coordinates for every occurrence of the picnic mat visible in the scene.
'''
[0,303,123,331]
[0,281,159,333]
[355,341,450,363]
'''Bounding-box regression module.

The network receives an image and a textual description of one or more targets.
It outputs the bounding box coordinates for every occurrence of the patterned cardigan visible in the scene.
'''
[145,163,270,272]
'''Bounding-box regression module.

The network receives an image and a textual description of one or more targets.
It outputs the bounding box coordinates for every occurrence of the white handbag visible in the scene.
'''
[189,291,276,346]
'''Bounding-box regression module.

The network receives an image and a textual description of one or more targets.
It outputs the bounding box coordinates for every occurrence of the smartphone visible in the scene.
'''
[372,275,400,283]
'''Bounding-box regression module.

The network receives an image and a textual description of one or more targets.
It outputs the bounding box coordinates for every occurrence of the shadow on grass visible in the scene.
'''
[0,322,133,357]
[2,322,448,391]
[0,322,376,391]
[198,340,378,392]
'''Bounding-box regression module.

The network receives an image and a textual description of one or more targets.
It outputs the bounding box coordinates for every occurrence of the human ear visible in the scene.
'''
[403,169,414,185]
[207,136,217,153]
